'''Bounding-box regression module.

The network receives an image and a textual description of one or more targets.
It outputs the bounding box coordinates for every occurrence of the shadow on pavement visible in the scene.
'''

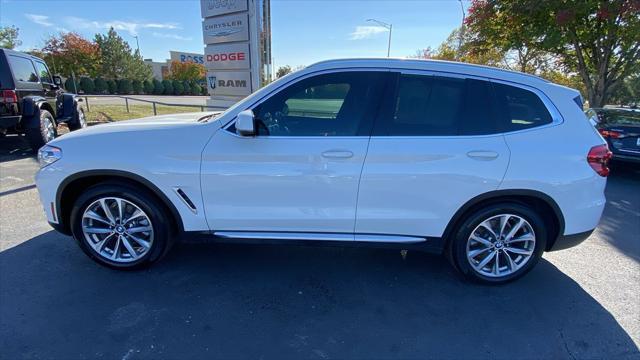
[0,134,33,163]
[598,162,640,262]
[1,231,638,359]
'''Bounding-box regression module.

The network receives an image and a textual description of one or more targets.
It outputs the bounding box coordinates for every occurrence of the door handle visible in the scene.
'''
[321,150,354,159]
[467,151,499,160]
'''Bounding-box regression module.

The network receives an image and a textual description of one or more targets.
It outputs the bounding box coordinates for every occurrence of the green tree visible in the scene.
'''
[0,26,21,49]
[132,80,143,94]
[143,80,154,94]
[79,77,95,94]
[168,60,206,81]
[465,0,640,107]
[276,65,292,78]
[190,81,201,96]
[610,73,640,105]
[162,79,173,95]
[118,79,133,94]
[106,79,117,94]
[153,79,164,95]
[95,28,152,81]
[172,80,184,95]
[64,76,79,93]
[94,77,108,94]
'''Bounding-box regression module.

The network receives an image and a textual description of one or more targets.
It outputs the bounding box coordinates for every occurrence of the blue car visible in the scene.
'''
[585,107,640,163]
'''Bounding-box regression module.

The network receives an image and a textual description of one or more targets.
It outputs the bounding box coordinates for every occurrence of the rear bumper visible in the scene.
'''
[612,153,640,163]
[0,115,20,129]
[548,229,594,251]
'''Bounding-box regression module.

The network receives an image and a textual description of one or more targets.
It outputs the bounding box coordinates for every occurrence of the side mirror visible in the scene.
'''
[235,110,256,136]
[52,75,62,86]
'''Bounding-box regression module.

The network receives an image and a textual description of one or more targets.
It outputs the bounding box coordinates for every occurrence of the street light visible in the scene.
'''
[457,0,465,61]
[366,18,392,57]
[133,35,140,54]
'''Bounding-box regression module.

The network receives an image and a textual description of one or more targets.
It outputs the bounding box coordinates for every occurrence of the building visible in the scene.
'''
[144,51,206,80]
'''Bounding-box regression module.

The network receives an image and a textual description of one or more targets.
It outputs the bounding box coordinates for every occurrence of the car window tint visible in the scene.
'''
[493,82,552,131]
[387,75,463,136]
[34,61,52,83]
[8,55,38,83]
[459,79,497,135]
[253,72,384,136]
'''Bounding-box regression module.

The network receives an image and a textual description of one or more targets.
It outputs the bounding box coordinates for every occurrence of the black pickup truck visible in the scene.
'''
[0,48,86,151]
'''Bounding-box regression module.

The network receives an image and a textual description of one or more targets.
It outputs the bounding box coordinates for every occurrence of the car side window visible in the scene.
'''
[8,55,39,83]
[381,74,496,136]
[493,82,553,131]
[34,61,53,84]
[252,71,385,136]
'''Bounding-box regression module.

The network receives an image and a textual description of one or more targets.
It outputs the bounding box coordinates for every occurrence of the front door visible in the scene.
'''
[201,71,388,234]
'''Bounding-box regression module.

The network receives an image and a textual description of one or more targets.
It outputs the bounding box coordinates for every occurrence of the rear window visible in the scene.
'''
[597,110,640,126]
[8,55,38,83]
[493,83,553,131]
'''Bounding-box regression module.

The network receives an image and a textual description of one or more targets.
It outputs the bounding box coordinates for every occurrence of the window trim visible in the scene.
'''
[223,67,391,138]
[369,69,563,138]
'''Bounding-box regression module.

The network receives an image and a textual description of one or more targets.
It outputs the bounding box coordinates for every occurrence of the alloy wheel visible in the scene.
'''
[81,197,154,263]
[43,116,56,142]
[466,214,536,278]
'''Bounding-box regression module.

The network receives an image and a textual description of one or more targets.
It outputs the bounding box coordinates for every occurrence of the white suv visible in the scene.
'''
[35,59,610,283]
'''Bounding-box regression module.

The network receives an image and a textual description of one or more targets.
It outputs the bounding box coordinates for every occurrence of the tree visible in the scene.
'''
[414,27,506,67]
[106,79,117,94]
[465,0,640,107]
[132,80,143,94]
[79,77,95,94]
[0,26,21,49]
[276,65,292,78]
[95,28,152,81]
[168,61,206,81]
[610,73,640,105]
[172,80,184,95]
[190,81,201,96]
[153,79,164,95]
[162,79,173,95]
[94,77,108,94]
[143,80,154,94]
[40,32,100,77]
[118,79,133,94]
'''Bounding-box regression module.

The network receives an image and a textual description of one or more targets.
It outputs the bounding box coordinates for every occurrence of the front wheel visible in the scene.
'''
[70,183,174,269]
[448,203,547,284]
[67,104,87,131]
[24,109,56,151]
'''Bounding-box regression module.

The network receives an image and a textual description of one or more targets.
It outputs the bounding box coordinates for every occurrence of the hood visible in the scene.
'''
[53,111,224,142]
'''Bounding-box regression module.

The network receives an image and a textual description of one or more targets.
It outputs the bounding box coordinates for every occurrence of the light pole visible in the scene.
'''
[133,35,140,54]
[366,18,392,57]
[457,0,465,61]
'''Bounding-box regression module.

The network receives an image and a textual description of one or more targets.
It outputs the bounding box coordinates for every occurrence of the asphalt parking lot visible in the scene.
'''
[1,133,639,359]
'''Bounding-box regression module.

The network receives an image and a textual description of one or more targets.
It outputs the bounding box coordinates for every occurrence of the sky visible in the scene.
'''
[0,0,468,68]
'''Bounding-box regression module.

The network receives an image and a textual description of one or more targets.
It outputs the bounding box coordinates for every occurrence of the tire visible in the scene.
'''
[447,203,547,284]
[24,109,57,151]
[67,104,87,131]
[70,183,174,270]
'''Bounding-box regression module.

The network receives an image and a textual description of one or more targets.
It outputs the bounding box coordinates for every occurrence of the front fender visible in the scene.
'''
[56,92,80,122]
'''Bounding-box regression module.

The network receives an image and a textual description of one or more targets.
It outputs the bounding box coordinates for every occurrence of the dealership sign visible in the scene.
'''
[202,13,248,44]
[206,71,252,96]
[205,43,250,70]
[169,51,204,64]
[201,0,247,18]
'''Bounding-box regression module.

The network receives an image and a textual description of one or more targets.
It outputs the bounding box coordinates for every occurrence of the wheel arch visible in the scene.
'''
[21,97,56,128]
[55,170,184,236]
[442,189,565,251]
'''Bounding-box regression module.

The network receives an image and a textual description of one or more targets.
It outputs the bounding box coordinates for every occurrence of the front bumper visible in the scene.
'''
[548,229,594,251]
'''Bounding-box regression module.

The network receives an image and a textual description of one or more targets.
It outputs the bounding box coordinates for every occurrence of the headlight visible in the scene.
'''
[38,145,62,168]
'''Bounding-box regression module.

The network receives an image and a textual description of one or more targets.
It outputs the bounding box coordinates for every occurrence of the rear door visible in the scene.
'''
[355,71,510,238]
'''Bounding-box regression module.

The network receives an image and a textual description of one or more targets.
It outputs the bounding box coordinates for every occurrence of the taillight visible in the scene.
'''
[598,128,622,138]
[1,90,17,103]
[587,144,612,177]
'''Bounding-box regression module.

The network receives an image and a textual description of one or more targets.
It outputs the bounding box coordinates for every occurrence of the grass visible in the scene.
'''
[84,104,204,123]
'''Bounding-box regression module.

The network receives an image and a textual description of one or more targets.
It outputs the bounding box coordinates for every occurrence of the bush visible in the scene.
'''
[201,84,208,95]
[162,79,173,95]
[64,77,79,93]
[94,77,108,94]
[153,79,164,95]
[79,77,95,94]
[143,80,154,94]
[106,79,117,94]
[182,80,192,95]
[172,80,184,95]
[190,81,200,96]
[117,79,133,95]
[132,80,143,95]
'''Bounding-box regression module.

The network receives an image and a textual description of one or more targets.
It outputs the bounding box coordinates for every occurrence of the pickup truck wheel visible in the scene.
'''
[67,105,87,131]
[70,183,174,270]
[25,109,56,151]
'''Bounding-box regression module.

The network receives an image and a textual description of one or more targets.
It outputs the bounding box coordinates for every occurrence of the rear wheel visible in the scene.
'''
[24,109,56,151]
[70,183,174,269]
[448,203,546,284]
